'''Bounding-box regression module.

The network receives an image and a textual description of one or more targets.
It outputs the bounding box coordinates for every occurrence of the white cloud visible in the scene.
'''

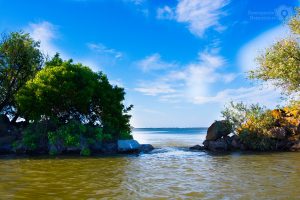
[25,21,104,72]
[135,82,176,96]
[157,0,230,37]
[238,25,291,72]
[135,51,236,102]
[176,0,229,37]
[193,85,282,108]
[125,0,145,5]
[157,6,175,20]
[136,53,177,72]
[87,43,123,59]
[25,21,59,57]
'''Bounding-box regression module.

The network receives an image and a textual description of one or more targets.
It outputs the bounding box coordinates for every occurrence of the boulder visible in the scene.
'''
[190,144,205,151]
[203,140,209,149]
[269,127,286,140]
[118,139,140,153]
[0,114,12,136]
[290,141,300,151]
[231,135,241,149]
[139,144,154,153]
[101,142,118,154]
[0,135,16,154]
[206,120,232,141]
[207,138,228,152]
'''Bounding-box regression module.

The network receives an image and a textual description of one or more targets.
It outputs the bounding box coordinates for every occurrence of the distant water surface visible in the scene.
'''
[1,128,300,199]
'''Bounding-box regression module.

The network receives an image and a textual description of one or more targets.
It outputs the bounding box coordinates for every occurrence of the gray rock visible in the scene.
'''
[231,135,241,149]
[206,120,232,141]
[0,114,12,136]
[139,144,154,153]
[101,142,118,153]
[0,135,16,154]
[118,139,140,153]
[290,141,300,151]
[203,140,209,149]
[190,144,205,151]
[207,138,228,151]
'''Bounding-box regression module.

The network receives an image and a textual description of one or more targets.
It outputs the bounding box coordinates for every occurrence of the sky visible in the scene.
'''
[0,0,299,127]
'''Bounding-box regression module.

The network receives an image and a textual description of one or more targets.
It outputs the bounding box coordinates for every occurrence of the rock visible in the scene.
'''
[276,140,291,150]
[206,120,232,141]
[190,144,205,151]
[207,138,228,152]
[0,114,12,136]
[231,135,241,149]
[66,146,81,153]
[240,143,248,151]
[269,127,286,140]
[290,141,300,151]
[101,142,118,154]
[0,135,16,154]
[118,139,141,153]
[139,144,154,153]
[203,140,209,149]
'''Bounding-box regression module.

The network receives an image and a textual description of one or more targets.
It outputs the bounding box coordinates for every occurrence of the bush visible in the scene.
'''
[222,101,300,150]
[16,54,133,139]
[22,119,57,151]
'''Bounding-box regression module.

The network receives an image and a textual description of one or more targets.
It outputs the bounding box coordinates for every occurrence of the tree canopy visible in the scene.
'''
[0,32,43,121]
[16,54,132,138]
[249,10,300,95]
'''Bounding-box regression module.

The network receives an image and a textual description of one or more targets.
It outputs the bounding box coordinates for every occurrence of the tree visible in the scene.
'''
[16,54,132,139]
[0,32,43,122]
[249,10,300,95]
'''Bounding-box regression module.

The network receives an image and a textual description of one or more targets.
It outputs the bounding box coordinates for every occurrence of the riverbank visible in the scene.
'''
[190,120,300,152]
[1,128,300,199]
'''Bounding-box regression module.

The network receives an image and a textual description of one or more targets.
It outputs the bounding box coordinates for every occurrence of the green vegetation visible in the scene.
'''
[0,32,133,155]
[249,9,300,95]
[222,10,300,151]
[0,32,43,123]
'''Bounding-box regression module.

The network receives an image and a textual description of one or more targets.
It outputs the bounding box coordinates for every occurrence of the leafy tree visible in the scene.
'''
[249,10,300,95]
[0,32,43,122]
[16,54,132,139]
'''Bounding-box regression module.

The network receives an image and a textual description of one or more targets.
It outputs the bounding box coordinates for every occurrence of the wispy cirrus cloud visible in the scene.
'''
[136,53,177,72]
[134,51,236,101]
[87,43,123,59]
[157,6,175,20]
[193,85,282,108]
[157,0,230,37]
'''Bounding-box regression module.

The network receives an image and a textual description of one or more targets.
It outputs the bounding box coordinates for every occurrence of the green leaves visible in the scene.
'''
[249,11,300,95]
[16,54,132,139]
[0,32,43,117]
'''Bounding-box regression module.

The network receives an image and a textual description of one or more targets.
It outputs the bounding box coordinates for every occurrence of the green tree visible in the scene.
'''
[16,54,132,139]
[0,32,43,122]
[249,10,300,95]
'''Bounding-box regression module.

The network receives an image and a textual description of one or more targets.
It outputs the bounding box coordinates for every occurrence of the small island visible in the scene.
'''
[192,11,300,153]
[0,32,153,156]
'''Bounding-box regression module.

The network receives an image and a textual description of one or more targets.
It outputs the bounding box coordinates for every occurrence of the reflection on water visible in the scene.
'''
[0,128,300,199]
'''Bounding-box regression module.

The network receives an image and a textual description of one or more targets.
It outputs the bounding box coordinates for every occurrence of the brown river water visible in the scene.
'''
[0,128,300,200]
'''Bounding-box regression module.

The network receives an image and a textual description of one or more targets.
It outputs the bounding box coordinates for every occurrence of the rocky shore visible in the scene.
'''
[190,120,300,152]
[0,115,154,156]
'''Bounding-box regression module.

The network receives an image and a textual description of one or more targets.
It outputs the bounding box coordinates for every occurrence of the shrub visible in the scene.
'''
[22,119,57,151]
[222,100,300,150]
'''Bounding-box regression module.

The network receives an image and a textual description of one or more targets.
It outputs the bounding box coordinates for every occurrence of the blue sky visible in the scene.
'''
[0,0,298,127]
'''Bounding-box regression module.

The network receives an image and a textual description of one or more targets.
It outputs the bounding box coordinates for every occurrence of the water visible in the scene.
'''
[1,128,300,199]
